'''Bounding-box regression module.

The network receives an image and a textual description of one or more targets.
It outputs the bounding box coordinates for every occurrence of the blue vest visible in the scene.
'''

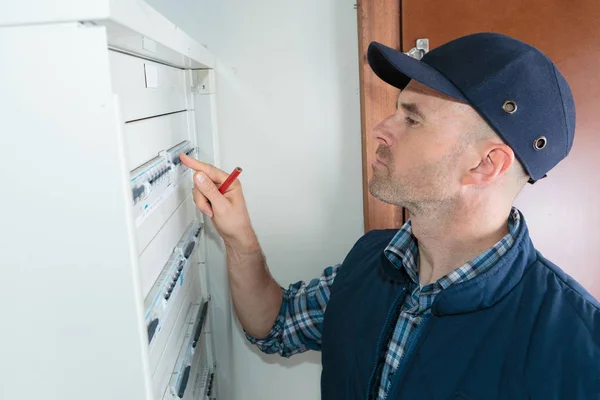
[321,219,600,399]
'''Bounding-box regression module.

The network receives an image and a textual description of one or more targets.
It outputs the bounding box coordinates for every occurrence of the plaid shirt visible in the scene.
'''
[247,208,521,399]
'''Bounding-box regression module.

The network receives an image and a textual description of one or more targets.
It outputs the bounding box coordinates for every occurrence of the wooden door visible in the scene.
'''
[358,0,600,299]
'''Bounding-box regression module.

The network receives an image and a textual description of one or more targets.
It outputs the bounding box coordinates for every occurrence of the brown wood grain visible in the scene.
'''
[357,0,404,232]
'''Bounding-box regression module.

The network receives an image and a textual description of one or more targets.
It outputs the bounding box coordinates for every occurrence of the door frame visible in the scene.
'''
[356,0,405,232]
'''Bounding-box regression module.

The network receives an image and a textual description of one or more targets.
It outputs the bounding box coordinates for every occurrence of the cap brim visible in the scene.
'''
[367,42,468,102]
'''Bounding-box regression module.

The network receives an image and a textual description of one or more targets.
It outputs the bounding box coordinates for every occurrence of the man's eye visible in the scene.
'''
[405,117,419,127]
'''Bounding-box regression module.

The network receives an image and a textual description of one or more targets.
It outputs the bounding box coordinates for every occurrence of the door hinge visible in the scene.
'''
[405,38,429,60]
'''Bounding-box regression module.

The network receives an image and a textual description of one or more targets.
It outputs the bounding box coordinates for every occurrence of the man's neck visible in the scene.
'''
[410,202,512,286]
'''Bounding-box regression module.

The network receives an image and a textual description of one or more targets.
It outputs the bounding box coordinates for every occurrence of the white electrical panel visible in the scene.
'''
[126,90,215,398]
[131,140,197,227]
[162,300,209,400]
[128,109,215,398]
[145,221,204,374]
[0,2,230,400]
[144,221,202,329]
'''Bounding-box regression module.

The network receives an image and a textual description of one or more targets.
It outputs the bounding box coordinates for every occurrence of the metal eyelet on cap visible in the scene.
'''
[533,136,547,150]
[502,100,518,114]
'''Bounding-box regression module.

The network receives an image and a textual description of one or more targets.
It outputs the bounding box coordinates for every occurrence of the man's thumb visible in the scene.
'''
[194,171,227,207]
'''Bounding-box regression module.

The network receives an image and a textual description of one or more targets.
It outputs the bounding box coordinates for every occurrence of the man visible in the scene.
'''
[181,33,600,399]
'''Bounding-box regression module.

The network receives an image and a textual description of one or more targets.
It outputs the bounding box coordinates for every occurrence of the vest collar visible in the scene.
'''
[431,216,537,316]
[380,214,537,316]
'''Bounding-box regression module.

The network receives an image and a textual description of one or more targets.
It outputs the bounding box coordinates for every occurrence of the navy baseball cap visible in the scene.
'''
[367,32,576,183]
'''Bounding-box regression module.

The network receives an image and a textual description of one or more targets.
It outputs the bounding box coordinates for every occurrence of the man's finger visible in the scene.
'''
[193,171,229,209]
[180,153,228,183]
[192,188,213,218]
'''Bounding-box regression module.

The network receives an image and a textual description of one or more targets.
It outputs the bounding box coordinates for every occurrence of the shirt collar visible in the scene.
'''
[384,207,522,288]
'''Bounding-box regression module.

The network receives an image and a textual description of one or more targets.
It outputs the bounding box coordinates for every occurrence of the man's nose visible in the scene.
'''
[371,114,397,146]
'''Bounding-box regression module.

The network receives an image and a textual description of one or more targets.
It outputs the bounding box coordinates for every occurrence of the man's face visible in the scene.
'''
[369,80,481,210]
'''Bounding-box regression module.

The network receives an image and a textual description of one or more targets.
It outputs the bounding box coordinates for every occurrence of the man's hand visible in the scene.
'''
[180,153,257,248]
[181,153,282,338]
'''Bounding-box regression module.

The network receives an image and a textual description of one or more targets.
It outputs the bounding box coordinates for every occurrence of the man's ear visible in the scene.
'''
[462,143,515,186]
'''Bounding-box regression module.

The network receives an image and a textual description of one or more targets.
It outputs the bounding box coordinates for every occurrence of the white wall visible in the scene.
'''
[145,1,364,399]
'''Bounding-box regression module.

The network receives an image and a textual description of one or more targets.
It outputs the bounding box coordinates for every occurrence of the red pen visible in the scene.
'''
[218,167,243,194]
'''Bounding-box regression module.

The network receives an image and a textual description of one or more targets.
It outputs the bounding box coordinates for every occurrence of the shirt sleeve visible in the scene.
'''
[245,264,340,358]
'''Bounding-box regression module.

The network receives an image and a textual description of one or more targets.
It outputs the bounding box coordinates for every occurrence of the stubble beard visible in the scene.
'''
[368,144,461,216]
[369,145,412,208]
[369,165,412,208]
